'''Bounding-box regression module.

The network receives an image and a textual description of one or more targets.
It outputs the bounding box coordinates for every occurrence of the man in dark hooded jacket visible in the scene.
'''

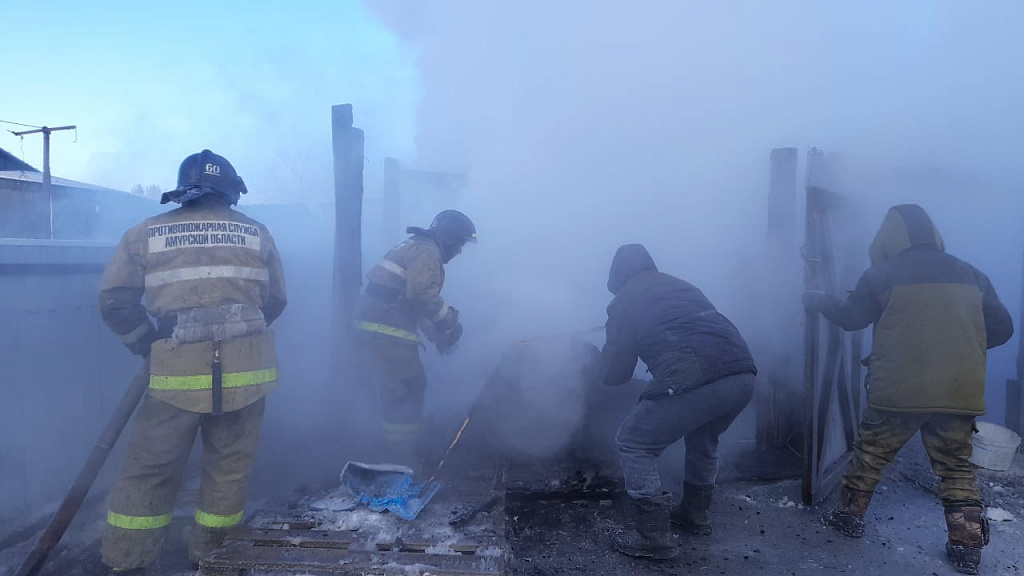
[804,204,1012,575]
[599,244,757,560]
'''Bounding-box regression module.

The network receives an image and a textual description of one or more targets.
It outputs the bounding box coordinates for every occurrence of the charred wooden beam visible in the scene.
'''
[330,104,364,394]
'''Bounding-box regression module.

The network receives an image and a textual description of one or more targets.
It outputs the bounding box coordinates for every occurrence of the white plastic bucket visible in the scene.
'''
[970,422,1021,471]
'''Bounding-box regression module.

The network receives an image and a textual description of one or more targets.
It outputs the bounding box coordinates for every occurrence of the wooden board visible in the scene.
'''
[201,546,503,576]
[223,528,503,555]
[200,483,506,576]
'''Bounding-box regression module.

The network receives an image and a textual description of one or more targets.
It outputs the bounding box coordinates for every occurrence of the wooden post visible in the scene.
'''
[800,148,865,504]
[331,104,364,382]
[801,148,829,505]
[382,157,401,247]
[1007,249,1024,443]
[755,148,800,470]
[1005,380,1021,437]
[802,188,822,505]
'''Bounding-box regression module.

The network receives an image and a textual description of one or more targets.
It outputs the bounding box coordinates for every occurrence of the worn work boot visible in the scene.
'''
[822,486,873,538]
[188,525,228,567]
[944,506,988,575]
[671,482,714,535]
[83,557,149,576]
[611,493,678,560]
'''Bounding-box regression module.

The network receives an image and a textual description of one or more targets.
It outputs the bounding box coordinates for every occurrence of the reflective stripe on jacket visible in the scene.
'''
[354,321,422,343]
[99,201,287,413]
[355,234,456,343]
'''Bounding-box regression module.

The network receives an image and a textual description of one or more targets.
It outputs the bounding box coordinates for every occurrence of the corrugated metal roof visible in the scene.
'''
[0,147,38,172]
[0,169,128,194]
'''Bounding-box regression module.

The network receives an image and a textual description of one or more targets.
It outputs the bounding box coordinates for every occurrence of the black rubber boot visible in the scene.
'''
[822,486,873,538]
[671,482,713,535]
[945,506,988,575]
[611,493,678,560]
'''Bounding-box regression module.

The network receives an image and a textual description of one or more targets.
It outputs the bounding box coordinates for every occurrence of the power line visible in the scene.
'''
[0,119,43,130]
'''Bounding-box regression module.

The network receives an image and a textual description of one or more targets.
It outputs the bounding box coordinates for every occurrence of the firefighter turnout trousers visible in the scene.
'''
[101,396,265,569]
[358,334,427,469]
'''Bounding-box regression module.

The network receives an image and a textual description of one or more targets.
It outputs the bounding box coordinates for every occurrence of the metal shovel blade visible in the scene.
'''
[339,461,441,521]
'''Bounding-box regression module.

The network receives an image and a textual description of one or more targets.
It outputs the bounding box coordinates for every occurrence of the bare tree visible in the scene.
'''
[129,184,163,200]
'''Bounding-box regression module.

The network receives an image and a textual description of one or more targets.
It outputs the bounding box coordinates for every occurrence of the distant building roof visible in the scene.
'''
[0,148,38,172]
[0,170,127,194]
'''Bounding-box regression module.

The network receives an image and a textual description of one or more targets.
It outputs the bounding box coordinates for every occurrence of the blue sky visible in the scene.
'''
[0,0,419,203]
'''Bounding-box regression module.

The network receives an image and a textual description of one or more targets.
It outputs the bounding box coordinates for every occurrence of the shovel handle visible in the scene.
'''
[15,361,150,576]
[420,416,471,493]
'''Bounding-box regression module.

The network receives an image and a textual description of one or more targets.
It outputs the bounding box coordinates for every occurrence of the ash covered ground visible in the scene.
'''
[505,440,1023,576]
[2,439,1021,576]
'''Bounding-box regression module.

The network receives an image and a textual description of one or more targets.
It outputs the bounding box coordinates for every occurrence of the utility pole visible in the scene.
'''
[11,125,76,239]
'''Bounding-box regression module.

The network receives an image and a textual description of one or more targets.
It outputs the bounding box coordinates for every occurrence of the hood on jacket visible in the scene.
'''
[607,244,658,295]
[868,204,945,265]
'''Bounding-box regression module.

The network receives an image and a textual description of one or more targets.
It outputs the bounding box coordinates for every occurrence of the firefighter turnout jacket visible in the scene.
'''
[99,201,287,413]
[356,234,459,345]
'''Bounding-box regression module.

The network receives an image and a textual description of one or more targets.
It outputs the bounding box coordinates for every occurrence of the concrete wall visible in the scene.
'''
[0,240,139,522]
[0,203,338,526]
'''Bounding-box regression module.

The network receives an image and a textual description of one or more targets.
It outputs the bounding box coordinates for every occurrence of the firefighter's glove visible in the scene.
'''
[436,322,463,356]
[434,305,460,333]
[802,290,831,312]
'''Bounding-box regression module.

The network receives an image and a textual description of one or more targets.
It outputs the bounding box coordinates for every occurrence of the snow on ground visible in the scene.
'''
[2,440,1021,575]
[987,508,1016,522]
[506,441,1024,576]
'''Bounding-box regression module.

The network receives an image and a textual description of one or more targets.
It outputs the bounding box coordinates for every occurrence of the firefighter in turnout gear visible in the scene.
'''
[96,150,287,573]
[355,210,475,470]
[804,204,1012,575]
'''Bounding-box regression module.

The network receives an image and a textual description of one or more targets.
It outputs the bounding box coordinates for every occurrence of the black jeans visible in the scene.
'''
[615,372,755,499]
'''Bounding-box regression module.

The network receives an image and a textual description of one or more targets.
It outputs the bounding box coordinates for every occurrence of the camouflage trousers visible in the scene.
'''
[844,407,981,508]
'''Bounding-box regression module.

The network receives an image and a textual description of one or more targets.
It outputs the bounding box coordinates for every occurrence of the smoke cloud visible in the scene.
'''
[365,1,1024,429]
